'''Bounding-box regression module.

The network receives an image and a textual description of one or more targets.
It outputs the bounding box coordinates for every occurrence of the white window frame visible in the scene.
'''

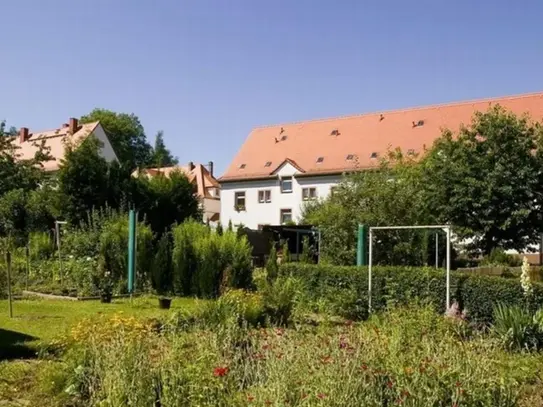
[302,187,317,201]
[280,208,293,224]
[234,191,246,210]
[280,177,293,194]
[258,189,272,203]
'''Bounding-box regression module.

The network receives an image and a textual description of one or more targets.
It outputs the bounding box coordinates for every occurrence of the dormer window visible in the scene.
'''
[280,135,288,141]
[280,176,293,193]
[265,161,272,167]
[239,164,246,169]
[370,152,378,159]
[346,154,355,161]
[316,156,324,163]
[330,129,340,136]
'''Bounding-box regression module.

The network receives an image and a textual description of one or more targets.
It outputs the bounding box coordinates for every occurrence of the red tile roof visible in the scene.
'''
[220,92,543,181]
[132,164,219,199]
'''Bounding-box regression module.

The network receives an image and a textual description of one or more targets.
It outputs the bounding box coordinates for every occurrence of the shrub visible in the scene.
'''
[279,263,543,324]
[151,231,173,296]
[259,276,302,326]
[172,221,253,298]
[29,231,54,260]
[493,303,543,351]
[265,245,278,283]
[481,248,522,267]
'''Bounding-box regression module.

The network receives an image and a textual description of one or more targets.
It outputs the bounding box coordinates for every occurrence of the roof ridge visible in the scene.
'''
[252,91,543,130]
[28,120,100,135]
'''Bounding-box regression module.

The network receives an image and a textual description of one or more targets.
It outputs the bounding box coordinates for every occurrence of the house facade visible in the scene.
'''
[219,92,543,229]
[132,161,221,223]
[15,117,117,171]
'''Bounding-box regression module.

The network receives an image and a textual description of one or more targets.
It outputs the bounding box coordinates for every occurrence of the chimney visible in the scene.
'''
[69,117,78,134]
[19,127,29,143]
[188,161,195,170]
[208,161,214,177]
[62,123,69,128]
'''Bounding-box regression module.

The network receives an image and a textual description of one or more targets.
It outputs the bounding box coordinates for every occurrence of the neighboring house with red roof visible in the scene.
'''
[132,161,221,223]
[13,117,117,171]
[219,92,543,229]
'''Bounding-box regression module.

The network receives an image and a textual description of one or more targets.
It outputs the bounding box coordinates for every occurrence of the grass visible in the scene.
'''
[0,296,203,405]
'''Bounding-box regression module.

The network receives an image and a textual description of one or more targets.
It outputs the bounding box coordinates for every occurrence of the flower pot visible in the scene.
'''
[158,298,172,310]
[100,295,112,304]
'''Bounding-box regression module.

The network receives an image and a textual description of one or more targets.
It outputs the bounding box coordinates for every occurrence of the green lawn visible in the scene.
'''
[0,296,203,356]
[0,296,203,405]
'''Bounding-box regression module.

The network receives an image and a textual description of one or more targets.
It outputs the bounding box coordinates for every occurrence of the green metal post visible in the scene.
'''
[127,209,136,294]
[357,224,367,266]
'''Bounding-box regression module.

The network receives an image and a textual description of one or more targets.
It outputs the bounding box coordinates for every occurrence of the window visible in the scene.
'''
[280,209,292,224]
[258,189,272,203]
[302,187,317,201]
[239,163,246,169]
[346,154,354,161]
[265,161,272,167]
[280,135,288,141]
[280,177,293,193]
[234,191,246,210]
[370,152,378,158]
[316,156,324,163]
[330,129,340,136]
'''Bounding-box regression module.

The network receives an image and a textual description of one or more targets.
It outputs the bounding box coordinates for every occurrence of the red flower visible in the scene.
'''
[387,380,394,389]
[317,393,327,399]
[213,366,228,377]
[455,381,462,387]
[247,395,255,402]
[361,363,368,371]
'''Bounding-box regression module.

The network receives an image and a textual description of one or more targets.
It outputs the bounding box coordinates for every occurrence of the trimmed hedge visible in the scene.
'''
[279,263,543,324]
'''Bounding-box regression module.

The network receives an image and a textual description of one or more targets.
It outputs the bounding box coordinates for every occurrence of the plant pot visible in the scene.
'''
[100,294,112,303]
[158,298,172,310]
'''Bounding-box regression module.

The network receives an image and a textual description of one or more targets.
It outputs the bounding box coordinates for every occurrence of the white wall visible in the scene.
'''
[220,166,341,229]
[93,124,118,163]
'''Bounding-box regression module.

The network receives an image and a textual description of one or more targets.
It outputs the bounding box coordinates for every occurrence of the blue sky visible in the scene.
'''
[1,0,542,175]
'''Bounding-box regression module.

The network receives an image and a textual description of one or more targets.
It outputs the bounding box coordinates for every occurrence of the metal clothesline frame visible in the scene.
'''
[368,225,452,312]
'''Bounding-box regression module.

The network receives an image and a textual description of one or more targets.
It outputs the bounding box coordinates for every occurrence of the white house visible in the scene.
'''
[219,91,543,230]
[14,117,118,171]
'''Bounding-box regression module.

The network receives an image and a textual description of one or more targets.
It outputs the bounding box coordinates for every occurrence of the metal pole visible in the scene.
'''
[446,227,451,310]
[368,229,373,312]
[317,229,322,264]
[25,244,30,290]
[435,233,439,269]
[55,222,63,286]
[6,251,13,318]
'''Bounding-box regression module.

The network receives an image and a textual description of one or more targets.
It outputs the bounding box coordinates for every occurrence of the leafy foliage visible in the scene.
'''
[80,108,152,169]
[493,304,543,351]
[420,106,543,254]
[150,130,177,167]
[279,263,543,324]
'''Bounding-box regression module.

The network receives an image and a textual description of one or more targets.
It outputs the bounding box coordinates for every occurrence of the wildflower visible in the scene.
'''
[317,393,326,399]
[361,363,368,371]
[213,366,228,377]
[387,380,394,389]
[521,256,533,297]
[247,395,255,402]
[455,381,461,387]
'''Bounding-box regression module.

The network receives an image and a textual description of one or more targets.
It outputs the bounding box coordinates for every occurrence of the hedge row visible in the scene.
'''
[279,263,543,324]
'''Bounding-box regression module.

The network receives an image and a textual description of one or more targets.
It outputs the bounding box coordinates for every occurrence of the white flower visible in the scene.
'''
[86,257,92,261]
[520,256,533,297]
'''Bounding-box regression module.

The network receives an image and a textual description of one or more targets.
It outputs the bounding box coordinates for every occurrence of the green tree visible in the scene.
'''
[216,222,224,235]
[420,106,543,255]
[151,130,178,167]
[302,151,436,265]
[132,170,202,235]
[80,109,152,169]
[57,136,116,225]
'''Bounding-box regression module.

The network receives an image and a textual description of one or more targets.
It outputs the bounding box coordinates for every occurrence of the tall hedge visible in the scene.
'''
[172,220,252,298]
[279,263,543,324]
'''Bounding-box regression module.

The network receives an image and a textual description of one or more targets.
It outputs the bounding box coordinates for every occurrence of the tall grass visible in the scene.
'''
[57,304,542,407]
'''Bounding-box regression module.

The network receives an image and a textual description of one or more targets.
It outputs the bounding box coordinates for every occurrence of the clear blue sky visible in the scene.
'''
[1,0,542,175]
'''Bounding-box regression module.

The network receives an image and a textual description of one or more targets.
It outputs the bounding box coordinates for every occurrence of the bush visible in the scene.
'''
[481,248,522,267]
[172,220,253,298]
[493,303,543,351]
[259,276,301,326]
[151,232,173,296]
[279,263,543,324]
[29,231,54,260]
